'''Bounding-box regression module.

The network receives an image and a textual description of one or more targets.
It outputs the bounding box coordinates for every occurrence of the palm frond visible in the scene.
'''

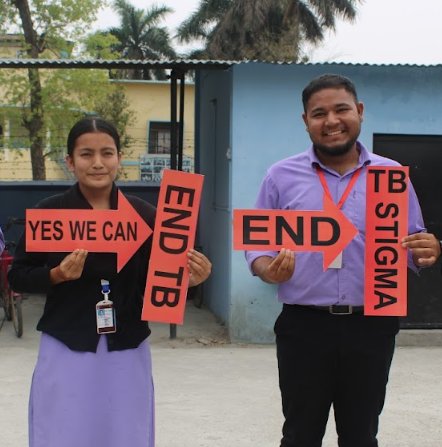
[178,0,362,60]
[176,0,232,43]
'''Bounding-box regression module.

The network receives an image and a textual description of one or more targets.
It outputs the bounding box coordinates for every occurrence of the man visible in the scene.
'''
[245,74,440,447]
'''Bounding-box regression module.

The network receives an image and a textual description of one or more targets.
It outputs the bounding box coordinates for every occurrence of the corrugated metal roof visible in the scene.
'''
[301,61,442,68]
[0,58,235,69]
[247,60,442,68]
[0,58,441,69]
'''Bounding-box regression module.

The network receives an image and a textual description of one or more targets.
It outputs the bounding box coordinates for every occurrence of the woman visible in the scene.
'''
[8,117,211,447]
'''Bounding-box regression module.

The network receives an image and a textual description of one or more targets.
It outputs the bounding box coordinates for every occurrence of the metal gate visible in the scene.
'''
[373,133,442,328]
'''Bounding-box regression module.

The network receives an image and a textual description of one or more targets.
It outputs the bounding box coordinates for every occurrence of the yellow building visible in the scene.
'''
[0,34,72,180]
[0,78,195,182]
[0,34,23,58]
[113,79,195,182]
[0,34,195,182]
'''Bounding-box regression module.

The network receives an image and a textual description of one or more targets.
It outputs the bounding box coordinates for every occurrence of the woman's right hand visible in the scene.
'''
[50,249,88,285]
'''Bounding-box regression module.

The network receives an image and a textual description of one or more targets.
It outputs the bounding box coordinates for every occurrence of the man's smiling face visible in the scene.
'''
[303,87,364,157]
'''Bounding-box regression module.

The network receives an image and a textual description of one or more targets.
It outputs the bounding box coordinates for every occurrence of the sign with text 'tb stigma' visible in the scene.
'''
[365,166,409,316]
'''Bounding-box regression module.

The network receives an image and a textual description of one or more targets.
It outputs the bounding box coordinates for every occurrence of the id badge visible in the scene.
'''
[329,252,343,269]
[96,300,116,334]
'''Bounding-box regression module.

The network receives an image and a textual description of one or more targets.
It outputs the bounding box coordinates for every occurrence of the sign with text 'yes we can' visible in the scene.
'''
[141,169,204,325]
[26,191,153,272]
[365,166,409,316]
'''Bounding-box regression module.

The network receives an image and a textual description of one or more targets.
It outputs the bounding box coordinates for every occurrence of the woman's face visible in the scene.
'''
[66,132,121,193]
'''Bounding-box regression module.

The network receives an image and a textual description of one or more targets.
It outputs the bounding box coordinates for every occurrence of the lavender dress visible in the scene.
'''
[29,333,154,447]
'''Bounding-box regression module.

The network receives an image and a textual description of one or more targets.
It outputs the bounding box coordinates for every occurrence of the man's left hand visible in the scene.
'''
[402,233,441,267]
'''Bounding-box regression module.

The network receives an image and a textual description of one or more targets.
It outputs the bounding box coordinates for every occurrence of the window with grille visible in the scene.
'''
[148,121,172,154]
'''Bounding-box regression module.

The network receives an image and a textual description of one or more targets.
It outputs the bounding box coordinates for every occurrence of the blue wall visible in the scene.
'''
[196,69,233,324]
[200,62,442,342]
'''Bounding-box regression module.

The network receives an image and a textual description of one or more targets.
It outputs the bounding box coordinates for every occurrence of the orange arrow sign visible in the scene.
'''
[26,191,153,272]
[142,169,204,325]
[233,194,358,270]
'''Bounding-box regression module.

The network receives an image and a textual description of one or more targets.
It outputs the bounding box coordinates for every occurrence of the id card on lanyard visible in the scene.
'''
[96,279,116,334]
[316,165,362,268]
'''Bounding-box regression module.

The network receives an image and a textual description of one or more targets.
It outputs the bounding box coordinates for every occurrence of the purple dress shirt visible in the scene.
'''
[245,142,425,306]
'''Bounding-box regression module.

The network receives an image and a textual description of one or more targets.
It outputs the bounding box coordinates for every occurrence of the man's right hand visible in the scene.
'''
[251,248,295,284]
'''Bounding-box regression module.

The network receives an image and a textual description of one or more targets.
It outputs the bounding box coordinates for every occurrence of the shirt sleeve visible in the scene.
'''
[0,227,4,255]
[245,172,279,273]
[7,227,52,294]
[407,179,426,272]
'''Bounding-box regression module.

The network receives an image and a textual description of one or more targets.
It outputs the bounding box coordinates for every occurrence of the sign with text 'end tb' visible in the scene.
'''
[365,166,409,316]
[142,169,204,325]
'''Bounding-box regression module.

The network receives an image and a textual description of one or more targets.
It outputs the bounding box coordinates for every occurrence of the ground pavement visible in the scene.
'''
[1,295,442,447]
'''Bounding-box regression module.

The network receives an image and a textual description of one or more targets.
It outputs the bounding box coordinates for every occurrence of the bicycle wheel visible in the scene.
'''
[10,292,23,338]
[2,287,13,321]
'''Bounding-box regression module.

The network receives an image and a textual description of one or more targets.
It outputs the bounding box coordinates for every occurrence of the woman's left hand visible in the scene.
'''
[188,249,212,287]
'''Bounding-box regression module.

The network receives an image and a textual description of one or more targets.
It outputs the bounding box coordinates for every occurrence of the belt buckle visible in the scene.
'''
[329,305,352,315]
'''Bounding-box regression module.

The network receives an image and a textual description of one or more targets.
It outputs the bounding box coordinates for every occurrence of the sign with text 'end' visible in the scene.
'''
[233,195,358,270]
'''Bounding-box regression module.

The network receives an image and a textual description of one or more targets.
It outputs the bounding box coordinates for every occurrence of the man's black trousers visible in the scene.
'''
[275,304,399,447]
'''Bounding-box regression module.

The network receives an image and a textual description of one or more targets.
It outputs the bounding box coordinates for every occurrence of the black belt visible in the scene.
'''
[304,305,364,315]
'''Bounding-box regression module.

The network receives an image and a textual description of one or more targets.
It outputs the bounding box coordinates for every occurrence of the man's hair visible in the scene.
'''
[67,117,121,156]
[302,74,358,111]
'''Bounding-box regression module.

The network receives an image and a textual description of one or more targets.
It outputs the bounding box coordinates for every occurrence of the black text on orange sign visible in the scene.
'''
[365,167,408,314]
[28,220,138,242]
[149,185,195,309]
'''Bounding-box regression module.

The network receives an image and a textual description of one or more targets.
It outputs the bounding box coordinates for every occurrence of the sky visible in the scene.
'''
[93,0,442,65]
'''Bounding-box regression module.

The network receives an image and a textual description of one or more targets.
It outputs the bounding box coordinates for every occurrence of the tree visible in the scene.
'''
[107,0,176,80]
[177,0,362,61]
[93,86,136,154]
[0,0,105,180]
[0,65,136,178]
[84,31,121,60]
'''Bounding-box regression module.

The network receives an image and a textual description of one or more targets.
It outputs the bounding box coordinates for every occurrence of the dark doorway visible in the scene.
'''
[373,133,442,328]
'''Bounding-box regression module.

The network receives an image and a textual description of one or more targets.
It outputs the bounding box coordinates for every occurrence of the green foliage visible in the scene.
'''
[84,32,121,60]
[4,0,105,43]
[0,0,134,179]
[41,69,113,159]
[106,0,176,79]
[93,85,136,154]
[0,67,111,158]
[0,2,19,33]
[177,0,362,61]
[0,67,136,159]
[0,105,30,149]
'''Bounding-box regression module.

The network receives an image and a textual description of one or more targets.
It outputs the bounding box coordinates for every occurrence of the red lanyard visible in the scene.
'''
[316,166,362,210]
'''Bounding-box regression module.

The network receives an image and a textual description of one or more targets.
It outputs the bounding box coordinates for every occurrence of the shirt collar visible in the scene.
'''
[308,141,372,172]
[72,182,119,209]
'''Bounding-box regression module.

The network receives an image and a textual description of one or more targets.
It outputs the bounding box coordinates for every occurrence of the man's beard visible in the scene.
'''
[313,138,357,157]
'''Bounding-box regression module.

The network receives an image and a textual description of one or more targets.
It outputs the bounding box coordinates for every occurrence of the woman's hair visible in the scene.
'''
[67,117,121,156]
